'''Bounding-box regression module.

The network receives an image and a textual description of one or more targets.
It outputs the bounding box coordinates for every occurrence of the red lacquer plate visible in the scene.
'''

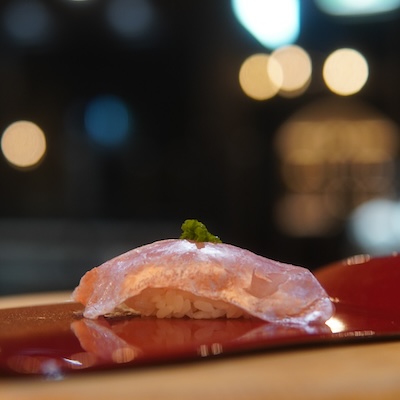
[1,254,400,378]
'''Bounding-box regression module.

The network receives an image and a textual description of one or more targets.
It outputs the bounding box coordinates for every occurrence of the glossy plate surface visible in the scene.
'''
[1,254,400,377]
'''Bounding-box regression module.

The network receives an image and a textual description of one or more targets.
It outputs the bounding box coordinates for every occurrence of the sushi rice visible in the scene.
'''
[124,288,248,319]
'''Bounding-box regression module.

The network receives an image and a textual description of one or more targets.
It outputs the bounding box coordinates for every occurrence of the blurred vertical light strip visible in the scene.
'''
[314,0,400,16]
[232,0,300,50]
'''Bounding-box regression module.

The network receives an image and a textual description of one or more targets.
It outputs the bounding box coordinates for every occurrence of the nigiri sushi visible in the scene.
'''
[72,221,334,325]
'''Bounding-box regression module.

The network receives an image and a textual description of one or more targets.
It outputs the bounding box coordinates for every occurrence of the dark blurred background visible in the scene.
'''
[1,0,400,295]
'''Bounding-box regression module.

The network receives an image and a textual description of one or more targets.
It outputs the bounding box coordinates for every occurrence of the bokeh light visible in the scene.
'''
[349,198,400,254]
[2,0,51,45]
[323,48,369,96]
[239,53,282,100]
[315,0,400,16]
[1,120,47,169]
[270,45,312,97]
[106,0,155,40]
[232,0,300,49]
[274,99,398,236]
[84,95,133,148]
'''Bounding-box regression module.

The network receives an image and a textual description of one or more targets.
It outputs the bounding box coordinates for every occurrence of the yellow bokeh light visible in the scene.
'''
[270,45,312,97]
[323,48,369,96]
[1,120,47,169]
[239,53,282,100]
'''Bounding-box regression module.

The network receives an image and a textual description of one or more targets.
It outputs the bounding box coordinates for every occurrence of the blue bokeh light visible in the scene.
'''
[84,95,133,148]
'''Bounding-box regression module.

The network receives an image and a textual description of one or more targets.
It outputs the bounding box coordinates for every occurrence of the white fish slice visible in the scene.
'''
[72,239,334,325]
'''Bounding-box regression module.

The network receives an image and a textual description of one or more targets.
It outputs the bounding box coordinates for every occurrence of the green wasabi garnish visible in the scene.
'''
[180,219,222,243]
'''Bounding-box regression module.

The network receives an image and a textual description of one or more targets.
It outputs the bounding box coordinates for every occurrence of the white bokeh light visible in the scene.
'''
[232,0,300,50]
[315,0,400,16]
[349,198,400,254]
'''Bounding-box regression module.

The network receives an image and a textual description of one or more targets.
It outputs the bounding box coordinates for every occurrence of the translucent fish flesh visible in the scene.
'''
[72,239,334,324]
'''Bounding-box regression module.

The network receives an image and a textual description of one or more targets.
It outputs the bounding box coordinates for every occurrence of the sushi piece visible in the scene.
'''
[72,221,333,325]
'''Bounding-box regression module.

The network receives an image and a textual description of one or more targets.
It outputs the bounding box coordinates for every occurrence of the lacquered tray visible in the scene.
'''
[1,254,400,378]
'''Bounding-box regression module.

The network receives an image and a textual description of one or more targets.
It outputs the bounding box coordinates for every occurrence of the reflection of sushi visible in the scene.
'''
[72,238,334,325]
[70,316,331,366]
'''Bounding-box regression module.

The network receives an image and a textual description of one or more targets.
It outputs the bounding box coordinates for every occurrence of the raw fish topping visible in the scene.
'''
[72,239,334,325]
